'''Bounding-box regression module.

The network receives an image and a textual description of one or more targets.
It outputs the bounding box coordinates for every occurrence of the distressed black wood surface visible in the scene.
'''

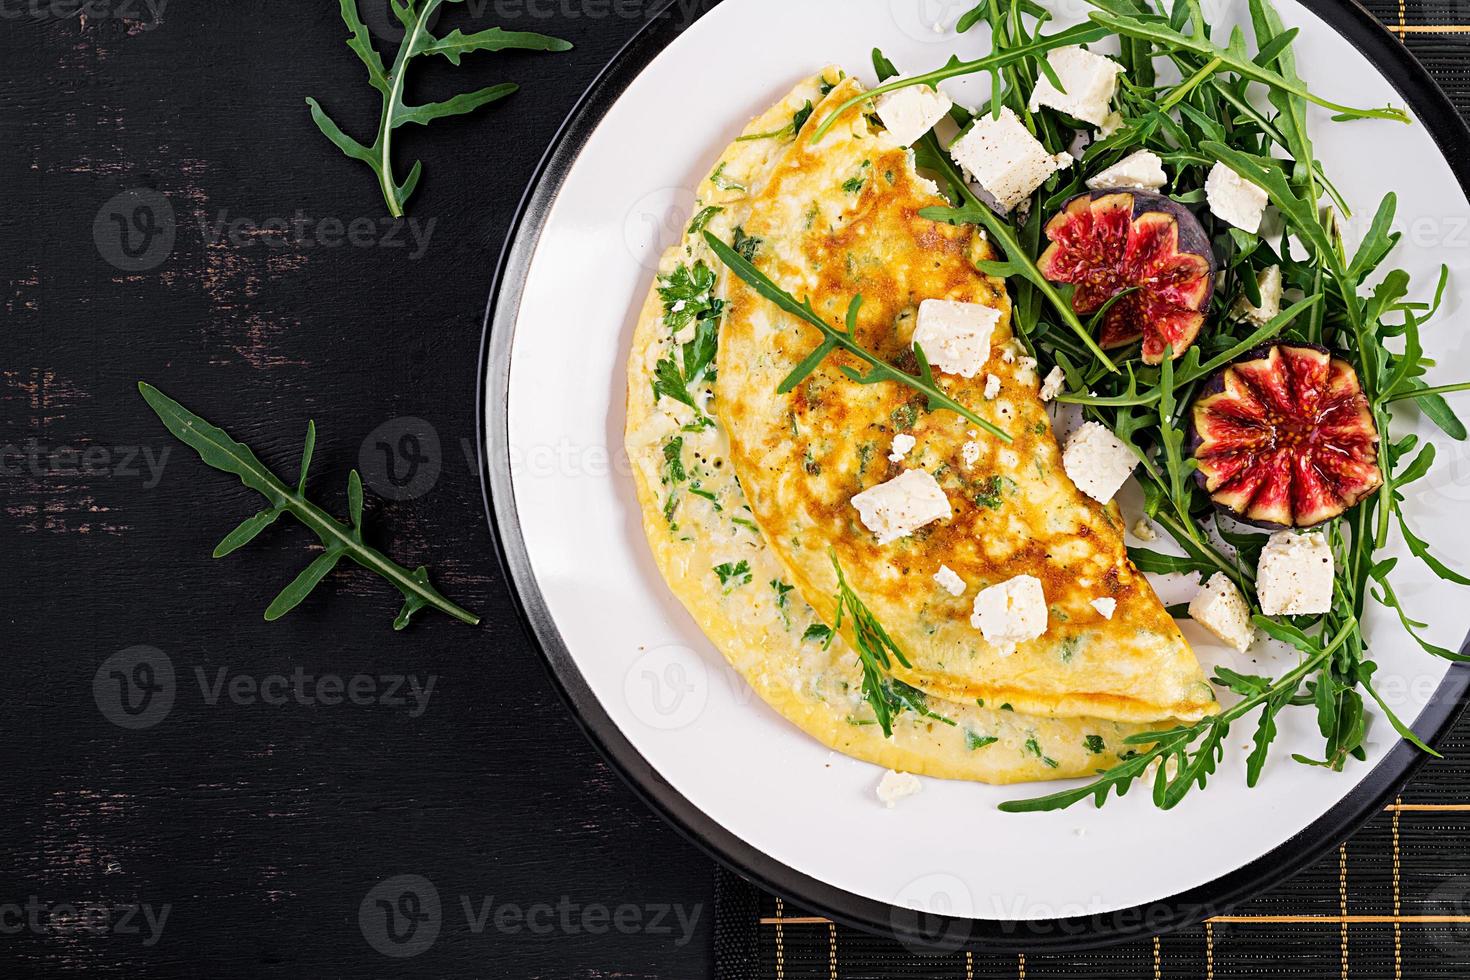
[1,2,716,976]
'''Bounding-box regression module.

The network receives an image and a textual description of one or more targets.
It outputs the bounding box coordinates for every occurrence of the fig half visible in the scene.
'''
[1190,344,1383,528]
[1038,190,1216,364]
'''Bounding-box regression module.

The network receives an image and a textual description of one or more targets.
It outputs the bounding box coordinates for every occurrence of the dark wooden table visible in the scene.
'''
[2,2,716,976]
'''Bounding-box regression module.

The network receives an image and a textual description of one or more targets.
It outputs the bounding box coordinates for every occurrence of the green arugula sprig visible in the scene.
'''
[900,0,1470,812]
[307,0,570,217]
[702,231,1011,442]
[139,383,478,630]
[825,552,913,738]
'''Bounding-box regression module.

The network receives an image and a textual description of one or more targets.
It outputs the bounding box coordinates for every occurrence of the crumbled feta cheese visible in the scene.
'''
[970,574,1048,651]
[1233,265,1283,325]
[983,374,1001,400]
[1257,531,1335,616]
[876,84,954,147]
[1062,422,1137,504]
[850,469,952,545]
[999,344,1017,364]
[876,769,922,807]
[961,441,982,467]
[1085,149,1168,193]
[913,299,1000,378]
[888,433,917,462]
[1188,573,1256,653]
[933,564,966,596]
[1206,161,1270,233]
[1097,111,1123,138]
[1132,518,1157,542]
[1090,597,1117,620]
[950,106,1073,211]
[1027,46,1124,127]
[1039,365,1066,402]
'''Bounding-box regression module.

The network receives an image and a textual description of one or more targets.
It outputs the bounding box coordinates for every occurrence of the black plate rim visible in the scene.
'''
[476,0,1470,953]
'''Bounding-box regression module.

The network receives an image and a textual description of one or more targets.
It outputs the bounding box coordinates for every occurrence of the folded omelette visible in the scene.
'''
[624,68,1216,784]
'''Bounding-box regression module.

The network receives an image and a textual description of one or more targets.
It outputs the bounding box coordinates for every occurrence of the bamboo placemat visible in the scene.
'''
[713,5,1470,976]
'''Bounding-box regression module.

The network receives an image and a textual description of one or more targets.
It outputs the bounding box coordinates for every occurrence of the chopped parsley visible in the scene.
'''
[1024,737,1059,768]
[791,100,814,136]
[713,560,752,591]
[802,623,833,643]
[771,579,795,625]
[710,162,746,192]
[662,437,686,484]
[1084,734,1107,755]
[1060,635,1081,663]
[974,475,1010,510]
[688,483,721,511]
[731,226,762,261]
[686,205,724,234]
[885,679,956,727]
[651,261,723,414]
[965,731,999,751]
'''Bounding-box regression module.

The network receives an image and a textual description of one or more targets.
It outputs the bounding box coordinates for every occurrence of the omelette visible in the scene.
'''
[624,69,1208,784]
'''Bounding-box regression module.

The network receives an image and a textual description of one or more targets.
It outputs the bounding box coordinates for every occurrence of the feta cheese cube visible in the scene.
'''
[1206,161,1269,233]
[1233,265,1283,325]
[1188,573,1256,653]
[1090,596,1117,620]
[970,574,1048,650]
[1039,365,1066,402]
[1085,149,1168,193]
[1028,46,1124,127]
[876,769,922,807]
[983,374,1001,400]
[850,469,952,545]
[912,299,999,378]
[1062,422,1137,504]
[950,107,1073,211]
[876,84,953,147]
[933,564,966,596]
[1257,531,1335,616]
[888,432,917,462]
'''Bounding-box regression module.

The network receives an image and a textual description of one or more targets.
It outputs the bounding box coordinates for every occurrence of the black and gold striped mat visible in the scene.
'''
[713,5,1470,975]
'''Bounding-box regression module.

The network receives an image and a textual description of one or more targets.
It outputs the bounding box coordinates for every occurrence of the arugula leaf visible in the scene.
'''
[307,0,570,217]
[139,382,477,629]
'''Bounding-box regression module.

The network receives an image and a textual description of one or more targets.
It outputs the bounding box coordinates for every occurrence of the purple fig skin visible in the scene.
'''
[1186,342,1341,531]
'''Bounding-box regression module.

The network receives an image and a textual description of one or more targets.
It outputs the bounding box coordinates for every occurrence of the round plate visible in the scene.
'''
[479,0,1470,951]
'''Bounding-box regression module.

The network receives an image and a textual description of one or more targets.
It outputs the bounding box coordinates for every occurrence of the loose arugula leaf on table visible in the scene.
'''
[139,383,478,630]
[307,0,571,217]
[703,231,1011,442]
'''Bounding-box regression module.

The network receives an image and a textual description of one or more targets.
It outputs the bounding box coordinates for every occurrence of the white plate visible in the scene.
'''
[482,0,1470,948]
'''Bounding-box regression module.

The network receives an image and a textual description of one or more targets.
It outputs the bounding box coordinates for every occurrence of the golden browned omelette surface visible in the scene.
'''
[715,77,1216,724]
[624,68,1154,783]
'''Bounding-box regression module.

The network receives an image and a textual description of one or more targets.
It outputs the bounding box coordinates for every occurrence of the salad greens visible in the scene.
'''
[738,0,1466,809]
[307,0,571,217]
[139,383,478,630]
